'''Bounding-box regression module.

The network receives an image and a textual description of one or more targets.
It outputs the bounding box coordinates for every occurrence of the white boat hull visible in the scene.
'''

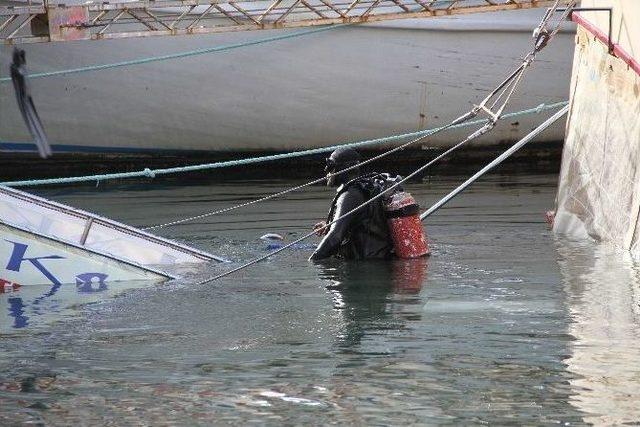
[0,10,575,153]
[0,223,166,287]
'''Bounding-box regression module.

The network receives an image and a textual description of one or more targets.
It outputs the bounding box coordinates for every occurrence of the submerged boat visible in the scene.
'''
[0,185,224,286]
[0,183,227,329]
[0,9,575,154]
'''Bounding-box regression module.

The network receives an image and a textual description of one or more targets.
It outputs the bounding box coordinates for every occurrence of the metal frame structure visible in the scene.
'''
[1,0,568,44]
[558,7,613,53]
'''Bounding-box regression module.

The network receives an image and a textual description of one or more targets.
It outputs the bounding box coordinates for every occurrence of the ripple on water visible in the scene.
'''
[1,176,639,424]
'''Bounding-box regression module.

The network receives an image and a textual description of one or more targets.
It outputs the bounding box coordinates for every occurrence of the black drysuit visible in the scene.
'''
[309,179,394,261]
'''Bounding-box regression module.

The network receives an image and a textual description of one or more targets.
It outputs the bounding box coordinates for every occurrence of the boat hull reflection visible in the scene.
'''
[557,240,640,425]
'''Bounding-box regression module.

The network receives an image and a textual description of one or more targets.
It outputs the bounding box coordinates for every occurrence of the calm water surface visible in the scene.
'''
[1,174,640,425]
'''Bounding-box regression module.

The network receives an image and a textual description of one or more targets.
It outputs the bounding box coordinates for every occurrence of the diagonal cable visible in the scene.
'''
[195,0,577,282]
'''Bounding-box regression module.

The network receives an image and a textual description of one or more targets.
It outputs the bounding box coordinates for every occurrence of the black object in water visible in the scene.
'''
[10,48,52,158]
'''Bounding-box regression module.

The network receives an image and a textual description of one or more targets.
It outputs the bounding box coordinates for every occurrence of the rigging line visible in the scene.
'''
[489,63,531,113]
[547,1,578,39]
[0,24,345,84]
[196,120,491,285]
[193,2,577,283]
[495,64,531,119]
[142,101,564,231]
[480,2,568,115]
[528,0,576,54]
[143,118,462,230]
[488,0,572,112]
[420,105,569,221]
[489,65,527,111]
[0,102,567,189]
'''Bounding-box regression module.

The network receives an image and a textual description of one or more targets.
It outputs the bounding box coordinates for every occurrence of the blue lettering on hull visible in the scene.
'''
[5,240,65,286]
[2,240,109,287]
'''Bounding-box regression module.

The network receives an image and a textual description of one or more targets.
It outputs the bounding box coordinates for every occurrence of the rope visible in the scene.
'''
[143,107,462,230]
[1,101,567,188]
[0,0,479,84]
[194,0,575,283]
[419,105,570,220]
[0,25,344,84]
[197,120,488,284]
[142,100,566,230]
[199,105,571,284]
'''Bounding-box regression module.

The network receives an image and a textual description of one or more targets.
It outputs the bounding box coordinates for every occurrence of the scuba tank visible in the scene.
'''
[384,190,430,259]
[356,173,429,259]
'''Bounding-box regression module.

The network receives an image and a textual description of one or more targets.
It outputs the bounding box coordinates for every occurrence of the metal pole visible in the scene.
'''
[420,104,569,221]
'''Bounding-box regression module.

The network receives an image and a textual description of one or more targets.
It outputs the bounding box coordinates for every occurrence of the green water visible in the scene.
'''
[1,174,639,425]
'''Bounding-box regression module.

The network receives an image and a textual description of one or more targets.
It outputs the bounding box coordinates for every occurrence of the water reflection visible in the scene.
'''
[0,279,152,332]
[557,240,640,424]
[314,258,428,348]
[6,176,638,424]
[1,273,109,330]
[7,297,28,329]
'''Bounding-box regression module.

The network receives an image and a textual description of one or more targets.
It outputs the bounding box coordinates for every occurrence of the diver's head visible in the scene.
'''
[325,147,361,187]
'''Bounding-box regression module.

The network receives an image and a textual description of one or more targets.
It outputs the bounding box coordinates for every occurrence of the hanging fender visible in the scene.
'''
[384,192,430,259]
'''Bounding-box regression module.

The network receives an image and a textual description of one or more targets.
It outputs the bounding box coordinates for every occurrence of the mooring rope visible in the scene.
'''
[0,25,344,84]
[1,101,567,189]
[420,105,570,220]
[196,120,490,284]
[193,0,576,283]
[142,101,566,230]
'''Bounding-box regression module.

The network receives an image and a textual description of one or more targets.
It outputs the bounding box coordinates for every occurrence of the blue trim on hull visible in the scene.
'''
[0,140,207,155]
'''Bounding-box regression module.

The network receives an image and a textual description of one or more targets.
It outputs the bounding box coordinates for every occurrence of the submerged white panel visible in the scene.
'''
[0,186,224,267]
[84,222,183,266]
[0,192,86,241]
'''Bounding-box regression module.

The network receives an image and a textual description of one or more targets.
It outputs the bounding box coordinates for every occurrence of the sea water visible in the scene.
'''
[1,174,639,424]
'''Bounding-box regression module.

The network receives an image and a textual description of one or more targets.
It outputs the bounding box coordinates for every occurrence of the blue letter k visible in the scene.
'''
[5,240,65,286]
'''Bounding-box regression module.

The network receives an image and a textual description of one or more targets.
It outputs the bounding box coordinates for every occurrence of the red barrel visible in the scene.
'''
[385,192,430,259]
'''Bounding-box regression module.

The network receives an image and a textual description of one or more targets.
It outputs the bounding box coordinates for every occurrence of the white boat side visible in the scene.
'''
[0,9,575,153]
[0,185,227,265]
[0,221,171,286]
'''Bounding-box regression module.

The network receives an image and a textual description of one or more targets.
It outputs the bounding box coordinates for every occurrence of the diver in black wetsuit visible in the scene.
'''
[309,148,394,261]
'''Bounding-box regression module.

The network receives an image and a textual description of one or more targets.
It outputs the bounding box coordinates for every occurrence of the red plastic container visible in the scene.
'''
[385,192,430,259]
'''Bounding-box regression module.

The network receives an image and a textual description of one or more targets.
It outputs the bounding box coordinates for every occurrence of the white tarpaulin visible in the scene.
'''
[554,26,640,256]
